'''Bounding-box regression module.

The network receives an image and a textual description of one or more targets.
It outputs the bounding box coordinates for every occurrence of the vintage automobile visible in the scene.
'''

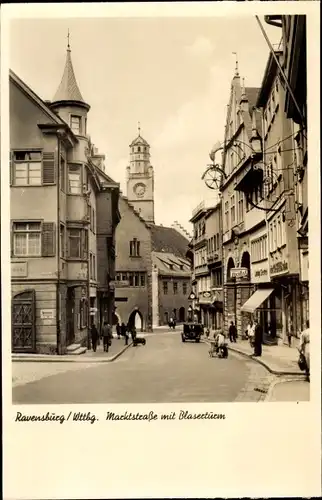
[181,322,203,343]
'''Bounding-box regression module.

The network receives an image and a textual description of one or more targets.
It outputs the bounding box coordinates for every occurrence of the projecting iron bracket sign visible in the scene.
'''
[230,267,248,279]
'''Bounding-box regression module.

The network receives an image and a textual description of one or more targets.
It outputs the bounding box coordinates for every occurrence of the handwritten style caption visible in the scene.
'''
[15,410,226,425]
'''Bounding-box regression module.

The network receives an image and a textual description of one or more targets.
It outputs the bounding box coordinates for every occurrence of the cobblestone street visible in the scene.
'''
[12,331,273,404]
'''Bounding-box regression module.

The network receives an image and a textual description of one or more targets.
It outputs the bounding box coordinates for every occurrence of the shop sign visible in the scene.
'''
[40,309,54,320]
[252,262,269,283]
[11,261,28,277]
[112,280,130,287]
[230,267,248,279]
[198,291,213,305]
[270,261,288,276]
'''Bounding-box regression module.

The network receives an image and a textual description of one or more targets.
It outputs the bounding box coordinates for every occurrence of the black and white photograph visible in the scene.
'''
[2,2,320,499]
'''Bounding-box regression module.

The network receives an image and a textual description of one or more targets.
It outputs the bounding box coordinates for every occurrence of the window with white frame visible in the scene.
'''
[129,238,140,257]
[60,224,65,258]
[13,222,41,256]
[13,151,42,186]
[225,201,229,231]
[230,195,236,226]
[70,115,81,135]
[251,234,268,263]
[68,164,82,194]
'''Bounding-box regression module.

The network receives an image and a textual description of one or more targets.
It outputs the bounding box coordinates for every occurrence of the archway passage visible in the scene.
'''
[226,257,235,282]
[112,312,121,326]
[128,309,143,331]
[179,307,185,323]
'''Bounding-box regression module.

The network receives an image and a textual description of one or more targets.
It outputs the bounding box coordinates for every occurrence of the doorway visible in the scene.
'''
[179,307,185,323]
[12,289,36,353]
[128,309,143,331]
[66,287,75,345]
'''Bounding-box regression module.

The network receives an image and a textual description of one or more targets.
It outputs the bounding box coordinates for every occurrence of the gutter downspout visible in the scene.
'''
[56,133,62,354]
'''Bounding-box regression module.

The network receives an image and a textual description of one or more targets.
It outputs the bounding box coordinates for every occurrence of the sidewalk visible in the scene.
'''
[204,337,305,376]
[227,338,304,375]
[265,378,310,401]
[12,337,132,363]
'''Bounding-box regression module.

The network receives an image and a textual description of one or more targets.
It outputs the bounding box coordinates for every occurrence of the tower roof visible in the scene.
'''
[52,36,88,107]
[130,123,149,147]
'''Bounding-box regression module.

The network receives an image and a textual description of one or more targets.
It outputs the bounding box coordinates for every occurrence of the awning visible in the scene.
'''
[240,288,274,313]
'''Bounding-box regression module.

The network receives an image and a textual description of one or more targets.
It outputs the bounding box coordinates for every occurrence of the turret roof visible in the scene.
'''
[52,45,87,105]
[130,134,149,147]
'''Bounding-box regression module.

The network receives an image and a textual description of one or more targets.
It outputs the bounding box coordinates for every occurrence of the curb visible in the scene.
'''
[11,342,133,363]
[203,340,304,377]
[264,376,309,402]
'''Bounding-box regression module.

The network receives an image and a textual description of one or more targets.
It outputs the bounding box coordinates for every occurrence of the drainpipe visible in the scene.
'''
[56,132,62,354]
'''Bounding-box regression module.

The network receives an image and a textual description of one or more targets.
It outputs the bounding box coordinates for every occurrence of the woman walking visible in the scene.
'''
[91,323,99,352]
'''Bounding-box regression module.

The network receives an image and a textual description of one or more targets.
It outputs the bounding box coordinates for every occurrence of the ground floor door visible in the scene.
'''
[66,287,75,346]
[12,290,36,353]
[179,307,185,323]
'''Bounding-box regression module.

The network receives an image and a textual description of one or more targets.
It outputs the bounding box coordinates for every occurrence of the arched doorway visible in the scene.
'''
[12,289,36,353]
[226,257,235,282]
[164,311,169,325]
[241,251,251,276]
[128,309,143,331]
[179,307,185,323]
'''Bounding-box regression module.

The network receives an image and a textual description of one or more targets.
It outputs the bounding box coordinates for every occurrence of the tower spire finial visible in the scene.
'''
[138,121,141,135]
[232,52,239,76]
[67,29,71,51]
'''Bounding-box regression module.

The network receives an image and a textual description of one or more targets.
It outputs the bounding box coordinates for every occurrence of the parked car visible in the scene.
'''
[181,323,203,343]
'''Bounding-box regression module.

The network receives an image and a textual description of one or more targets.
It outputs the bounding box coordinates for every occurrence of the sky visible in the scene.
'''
[9,16,281,233]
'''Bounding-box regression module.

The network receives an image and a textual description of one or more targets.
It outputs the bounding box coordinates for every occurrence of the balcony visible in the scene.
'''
[194,264,209,276]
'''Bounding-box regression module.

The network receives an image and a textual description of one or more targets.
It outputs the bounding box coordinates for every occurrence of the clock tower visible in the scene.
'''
[126,125,155,224]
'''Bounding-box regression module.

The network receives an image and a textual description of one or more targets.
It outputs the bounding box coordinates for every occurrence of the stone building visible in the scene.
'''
[114,130,191,330]
[10,41,120,354]
[189,199,223,328]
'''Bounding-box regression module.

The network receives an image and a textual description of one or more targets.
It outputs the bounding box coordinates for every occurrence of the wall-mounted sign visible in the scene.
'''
[40,309,54,320]
[188,292,196,300]
[110,280,130,287]
[230,267,248,279]
[203,291,211,298]
[270,261,288,276]
[11,262,28,277]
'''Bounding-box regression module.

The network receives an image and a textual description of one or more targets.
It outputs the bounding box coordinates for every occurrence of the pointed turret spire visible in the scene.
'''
[52,32,89,108]
[232,52,239,77]
[240,77,247,103]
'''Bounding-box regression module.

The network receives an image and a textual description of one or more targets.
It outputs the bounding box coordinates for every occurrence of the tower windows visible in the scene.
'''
[70,115,81,135]
[129,238,140,257]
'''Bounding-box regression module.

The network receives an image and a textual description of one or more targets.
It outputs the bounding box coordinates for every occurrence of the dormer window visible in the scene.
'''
[70,115,81,135]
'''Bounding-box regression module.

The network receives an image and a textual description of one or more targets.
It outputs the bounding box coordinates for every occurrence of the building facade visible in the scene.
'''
[10,43,120,354]
[190,199,223,328]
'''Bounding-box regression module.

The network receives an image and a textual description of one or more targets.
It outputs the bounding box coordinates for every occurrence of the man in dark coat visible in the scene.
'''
[229,321,237,343]
[91,324,99,352]
[121,322,128,345]
[102,322,112,352]
[253,319,263,356]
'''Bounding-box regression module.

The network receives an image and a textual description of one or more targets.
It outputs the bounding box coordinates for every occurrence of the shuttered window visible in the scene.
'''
[67,228,88,259]
[11,150,55,186]
[12,221,55,257]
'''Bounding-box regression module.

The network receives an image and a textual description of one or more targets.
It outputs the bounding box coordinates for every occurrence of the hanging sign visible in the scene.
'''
[230,267,248,279]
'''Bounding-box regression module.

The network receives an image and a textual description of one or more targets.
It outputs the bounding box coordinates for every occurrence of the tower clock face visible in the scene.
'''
[134,183,146,198]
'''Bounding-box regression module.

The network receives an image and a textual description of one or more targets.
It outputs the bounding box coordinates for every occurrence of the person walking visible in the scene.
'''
[247,320,255,346]
[121,322,128,345]
[253,319,263,357]
[102,322,112,352]
[91,323,99,352]
[116,323,121,340]
[229,321,237,343]
[287,320,293,347]
[131,325,137,343]
[299,320,310,380]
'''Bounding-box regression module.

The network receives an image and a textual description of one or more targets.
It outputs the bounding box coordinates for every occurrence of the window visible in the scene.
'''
[134,273,139,287]
[60,156,66,192]
[13,151,42,186]
[60,224,65,258]
[68,228,87,259]
[129,274,134,286]
[130,238,140,257]
[183,282,187,295]
[140,274,146,287]
[13,222,41,256]
[163,281,168,295]
[70,115,81,135]
[230,195,236,226]
[173,282,178,294]
[225,201,229,230]
[237,191,243,223]
[68,164,82,194]
[90,253,93,280]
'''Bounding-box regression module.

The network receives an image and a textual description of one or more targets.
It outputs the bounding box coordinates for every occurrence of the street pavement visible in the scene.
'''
[13,330,273,404]
[267,379,310,402]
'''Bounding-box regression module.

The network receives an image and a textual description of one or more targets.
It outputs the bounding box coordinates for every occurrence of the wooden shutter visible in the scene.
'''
[9,151,13,185]
[42,152,55,185]
[42,222,56,256]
